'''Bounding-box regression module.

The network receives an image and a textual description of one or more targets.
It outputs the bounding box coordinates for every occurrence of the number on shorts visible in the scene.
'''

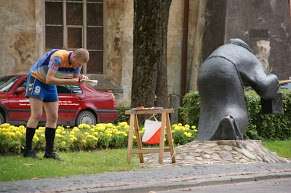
[34,86,41,94]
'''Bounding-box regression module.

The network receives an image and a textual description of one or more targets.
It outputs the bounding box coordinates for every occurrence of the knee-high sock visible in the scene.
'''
[25,127,36,150]
[45,127,56,153]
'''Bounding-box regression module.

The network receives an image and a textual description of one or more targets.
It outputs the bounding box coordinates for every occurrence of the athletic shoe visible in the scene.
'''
[23,149,37,158]
[44,152,63,161]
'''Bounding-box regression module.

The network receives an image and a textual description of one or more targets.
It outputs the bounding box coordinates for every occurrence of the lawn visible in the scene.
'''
[1,140,290,182]
[0,149,139,181]
[263,140,291,158]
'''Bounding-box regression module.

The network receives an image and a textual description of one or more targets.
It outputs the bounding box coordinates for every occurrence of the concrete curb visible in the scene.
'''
[79,171,291,193]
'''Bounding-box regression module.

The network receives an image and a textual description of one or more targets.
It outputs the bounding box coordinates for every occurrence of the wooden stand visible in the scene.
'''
[125,107,176,164]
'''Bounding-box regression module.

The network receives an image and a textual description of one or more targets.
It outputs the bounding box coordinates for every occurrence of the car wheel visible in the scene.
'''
[0,113,5,124]
[76,110,97,125]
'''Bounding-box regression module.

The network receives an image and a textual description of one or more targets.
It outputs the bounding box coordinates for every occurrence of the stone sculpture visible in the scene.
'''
[197,38,279,140]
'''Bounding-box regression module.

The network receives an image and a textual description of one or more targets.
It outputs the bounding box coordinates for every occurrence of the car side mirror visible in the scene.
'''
[15,87,25,95]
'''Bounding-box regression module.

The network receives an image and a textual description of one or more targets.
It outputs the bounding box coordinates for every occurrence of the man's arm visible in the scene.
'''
[46,69,80,85]
[72,67,89,81]
[46,56,79,85]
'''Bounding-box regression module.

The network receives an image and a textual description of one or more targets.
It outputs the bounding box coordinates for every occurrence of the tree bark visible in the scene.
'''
[131,0,172,108]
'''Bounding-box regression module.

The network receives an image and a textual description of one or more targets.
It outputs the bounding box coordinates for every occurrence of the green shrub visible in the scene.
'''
[179,89,291,140]
[114,106,130,123]
[178,91,200,126]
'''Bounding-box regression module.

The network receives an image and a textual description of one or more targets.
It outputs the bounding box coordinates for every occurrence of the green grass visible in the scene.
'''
[263,140,291,158]
[0,149,139,181]
[1,141,290,182]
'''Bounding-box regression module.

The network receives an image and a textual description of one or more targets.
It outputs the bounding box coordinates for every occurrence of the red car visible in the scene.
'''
[0,74,118,126]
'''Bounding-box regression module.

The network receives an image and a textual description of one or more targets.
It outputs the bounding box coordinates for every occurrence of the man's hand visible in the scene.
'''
[78,74,89,83]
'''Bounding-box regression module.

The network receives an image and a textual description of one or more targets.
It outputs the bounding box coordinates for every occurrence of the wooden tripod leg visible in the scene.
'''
[166,113,176,163]
[134,115,144,163]
[159,112,166,164]
[127,114,134,163]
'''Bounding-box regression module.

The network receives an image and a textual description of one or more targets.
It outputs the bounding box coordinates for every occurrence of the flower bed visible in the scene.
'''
[0,122,197,153]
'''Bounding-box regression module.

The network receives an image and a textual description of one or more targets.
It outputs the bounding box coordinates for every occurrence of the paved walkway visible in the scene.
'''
[1,162,291,193]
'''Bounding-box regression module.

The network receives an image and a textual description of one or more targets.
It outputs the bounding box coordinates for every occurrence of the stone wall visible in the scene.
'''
[167,0,184,96]
[0,0,39,75]
[188,0,207,91]
[225,0,291,79]
[167,0,206,97]
[201,0,227,61]
[104,0,133,106]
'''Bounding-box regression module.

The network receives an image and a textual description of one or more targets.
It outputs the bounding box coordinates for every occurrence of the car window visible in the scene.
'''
[280,83,291,90]
[0,75,18,92]
[57,85,82,94]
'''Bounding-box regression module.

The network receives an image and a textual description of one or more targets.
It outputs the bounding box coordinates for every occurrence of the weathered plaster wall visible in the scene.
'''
[104,0,124,86]
[167,0,184,96]
[120,0,134,106]
[167,0,207,96]
[104,0,133,106]
[201,0,227,61]
[188,0,207,91]
[0,0,38,75]
[225,0,291,79]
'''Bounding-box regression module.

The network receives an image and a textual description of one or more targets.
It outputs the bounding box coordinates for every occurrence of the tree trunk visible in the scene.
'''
[131,0,172,108]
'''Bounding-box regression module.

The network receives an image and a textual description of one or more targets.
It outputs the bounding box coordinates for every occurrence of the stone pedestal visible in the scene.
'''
[143,140,289,168]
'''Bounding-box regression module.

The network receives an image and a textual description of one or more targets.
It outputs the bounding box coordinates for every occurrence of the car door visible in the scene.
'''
[5,76,31,124]
[57,85,82,125]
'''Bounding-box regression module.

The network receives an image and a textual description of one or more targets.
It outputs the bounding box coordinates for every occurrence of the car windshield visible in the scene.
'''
[0,75,18,92]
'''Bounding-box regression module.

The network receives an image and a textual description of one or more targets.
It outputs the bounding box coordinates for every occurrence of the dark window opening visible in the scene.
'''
[45,0,104,74]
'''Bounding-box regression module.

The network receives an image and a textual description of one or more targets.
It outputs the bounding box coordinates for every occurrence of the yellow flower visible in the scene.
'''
[105,123,114,128]
[6,132,15,138]
[72,127,80,133]
[118,122,128,127]
[38,127,45,130]
[184,132,192,137]
[56,134,62,138]
[79,124,91,130]
[33,136,39,142]
[70,136,77,141]
[15,131,22,137]
[1,123,10,128]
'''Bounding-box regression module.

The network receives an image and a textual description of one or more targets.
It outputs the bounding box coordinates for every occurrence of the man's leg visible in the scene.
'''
[43,101,61,160]
[24,98,43,157]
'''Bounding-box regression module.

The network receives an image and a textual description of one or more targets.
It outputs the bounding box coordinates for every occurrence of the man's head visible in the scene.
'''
[229,38,252,52]
[71,48,89,67]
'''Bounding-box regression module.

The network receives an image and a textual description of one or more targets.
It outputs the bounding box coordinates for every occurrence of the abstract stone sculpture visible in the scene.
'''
[197,39,279,140]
